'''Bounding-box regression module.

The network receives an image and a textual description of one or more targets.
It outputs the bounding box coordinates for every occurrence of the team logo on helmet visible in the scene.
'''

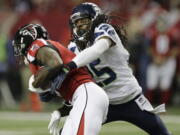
[20,25,37,40]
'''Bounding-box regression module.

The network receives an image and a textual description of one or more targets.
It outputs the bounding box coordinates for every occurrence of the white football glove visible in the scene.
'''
[48,110,61,135]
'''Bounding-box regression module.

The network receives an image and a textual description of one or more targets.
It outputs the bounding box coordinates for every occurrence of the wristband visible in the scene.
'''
[66,61,77,70]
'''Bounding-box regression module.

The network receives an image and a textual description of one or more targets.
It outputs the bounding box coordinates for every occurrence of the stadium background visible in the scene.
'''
[0,0,179,135]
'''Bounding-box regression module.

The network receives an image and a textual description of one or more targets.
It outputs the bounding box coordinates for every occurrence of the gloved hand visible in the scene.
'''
[50,67,69,95]
[50,61,77,93]
[48,110,61,135]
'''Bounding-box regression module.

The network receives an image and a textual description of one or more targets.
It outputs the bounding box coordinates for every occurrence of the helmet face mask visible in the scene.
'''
[12,23,49,63]
[70,2,102,42]
[12,40,25,56]
[74,17,91,37]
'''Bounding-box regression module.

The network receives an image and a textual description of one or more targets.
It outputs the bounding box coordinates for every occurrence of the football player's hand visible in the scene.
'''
[50,66,69,94]
[48,110,61,135]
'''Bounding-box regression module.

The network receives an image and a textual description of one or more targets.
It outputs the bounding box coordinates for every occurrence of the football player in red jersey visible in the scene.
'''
[146,16,177,104]
[12,23,109,135]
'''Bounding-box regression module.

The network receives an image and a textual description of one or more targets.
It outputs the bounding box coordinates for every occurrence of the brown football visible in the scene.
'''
[33,67,51,90]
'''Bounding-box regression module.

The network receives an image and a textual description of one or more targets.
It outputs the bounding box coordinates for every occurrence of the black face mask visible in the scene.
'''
[75,39,88,50]
[77,29,87,37]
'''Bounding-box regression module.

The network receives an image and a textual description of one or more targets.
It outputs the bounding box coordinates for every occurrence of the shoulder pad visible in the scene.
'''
[94,23,117,43]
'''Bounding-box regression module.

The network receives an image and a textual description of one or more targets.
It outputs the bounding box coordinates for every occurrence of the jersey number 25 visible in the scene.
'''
[88,59,116,87]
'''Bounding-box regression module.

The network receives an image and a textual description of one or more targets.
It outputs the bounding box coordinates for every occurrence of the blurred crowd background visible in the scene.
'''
[0,0,179,112]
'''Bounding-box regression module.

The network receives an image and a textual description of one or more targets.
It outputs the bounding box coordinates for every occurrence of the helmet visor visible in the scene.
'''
[12,40,26,56]
[74,18,91,37]
[12,40,26,64]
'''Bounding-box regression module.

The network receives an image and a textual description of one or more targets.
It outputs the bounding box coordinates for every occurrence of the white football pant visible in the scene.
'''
[61,82,109,135]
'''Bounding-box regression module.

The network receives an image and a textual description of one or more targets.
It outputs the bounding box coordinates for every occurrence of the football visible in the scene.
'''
[33,67,51,90]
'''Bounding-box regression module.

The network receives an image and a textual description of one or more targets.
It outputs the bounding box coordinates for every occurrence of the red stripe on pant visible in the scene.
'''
[77,112,85,135]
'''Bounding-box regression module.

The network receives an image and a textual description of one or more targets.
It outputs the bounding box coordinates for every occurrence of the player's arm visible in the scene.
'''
[32,46,63,88]
[66,37,113,70]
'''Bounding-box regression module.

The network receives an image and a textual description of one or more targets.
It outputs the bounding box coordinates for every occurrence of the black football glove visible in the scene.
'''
[50,61,77,95]
[50,67,69,95]
[65,61,77,70]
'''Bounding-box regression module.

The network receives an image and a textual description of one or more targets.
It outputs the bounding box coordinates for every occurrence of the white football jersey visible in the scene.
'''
[68,23,142,104]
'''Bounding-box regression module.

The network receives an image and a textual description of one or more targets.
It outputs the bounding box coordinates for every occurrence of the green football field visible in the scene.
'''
[0,111,179,135]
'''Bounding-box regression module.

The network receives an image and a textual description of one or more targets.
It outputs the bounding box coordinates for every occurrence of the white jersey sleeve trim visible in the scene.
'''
[38,38,47,44]
[72,38,111,68]
[27,53,35,62]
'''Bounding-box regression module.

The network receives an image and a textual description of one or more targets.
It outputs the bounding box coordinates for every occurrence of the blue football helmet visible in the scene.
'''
[13,24,49,57]
[70,2,102,41]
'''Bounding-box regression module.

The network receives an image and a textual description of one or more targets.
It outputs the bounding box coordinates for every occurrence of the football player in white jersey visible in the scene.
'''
[48,2,171,135]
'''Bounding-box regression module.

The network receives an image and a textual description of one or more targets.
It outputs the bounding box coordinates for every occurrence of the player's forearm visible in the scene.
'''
[33,46,65,88]
[32,65,63,88]
[72,38,111,68]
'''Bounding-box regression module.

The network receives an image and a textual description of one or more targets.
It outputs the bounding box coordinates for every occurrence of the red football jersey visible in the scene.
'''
[151,32,173,57]
[27,39,93,101]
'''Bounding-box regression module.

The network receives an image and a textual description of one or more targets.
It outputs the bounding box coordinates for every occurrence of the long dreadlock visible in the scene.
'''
[90,14,128,46]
